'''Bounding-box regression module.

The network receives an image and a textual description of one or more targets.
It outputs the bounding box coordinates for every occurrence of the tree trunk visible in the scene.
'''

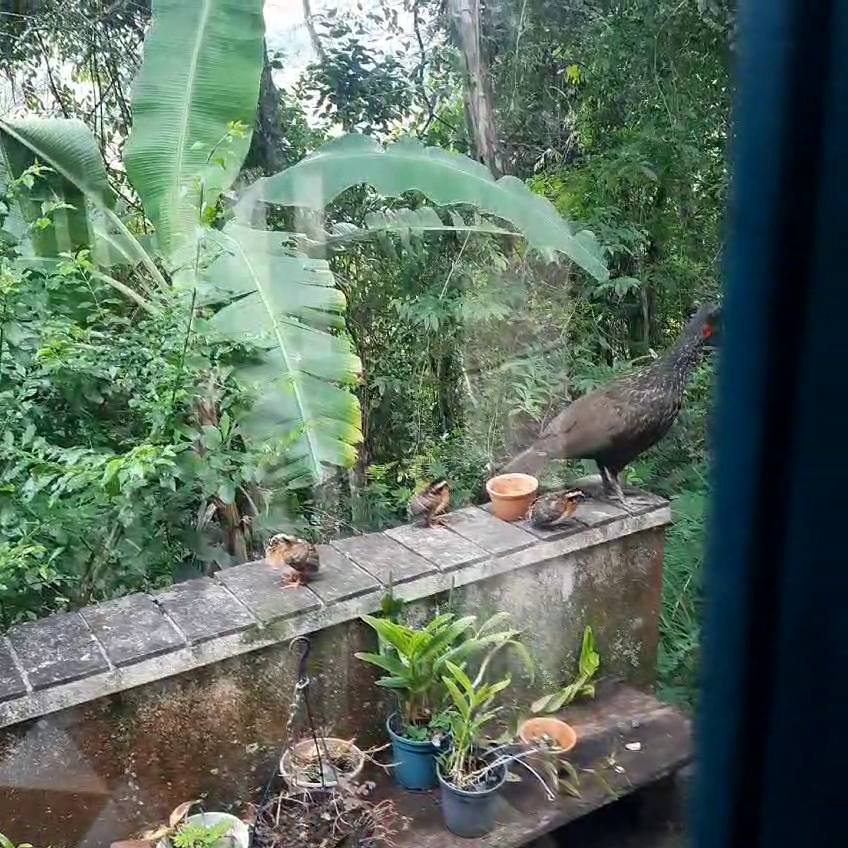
[193,375,255,572]
[432,348,465,434]
[302,0,326,64]
[243,41,286,178]
[447,0,505,177]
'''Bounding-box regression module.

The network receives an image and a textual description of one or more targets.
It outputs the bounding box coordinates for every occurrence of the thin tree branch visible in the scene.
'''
[33,29,69,117]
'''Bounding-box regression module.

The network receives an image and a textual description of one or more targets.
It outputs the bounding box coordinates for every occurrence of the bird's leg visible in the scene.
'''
[598,465,615,497]
[282,571,304,589]
[427,514,448,528]
[608,473,635,515]
[598,462,615,498]
[597,466,634,514]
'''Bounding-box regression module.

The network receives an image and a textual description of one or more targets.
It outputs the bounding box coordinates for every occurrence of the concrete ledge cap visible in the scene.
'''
[0,491,670,729]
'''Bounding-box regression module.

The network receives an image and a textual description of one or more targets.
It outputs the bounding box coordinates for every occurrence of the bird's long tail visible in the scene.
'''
[499,445,550,477]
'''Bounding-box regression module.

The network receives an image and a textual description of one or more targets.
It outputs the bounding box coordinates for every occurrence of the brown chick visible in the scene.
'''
[266,533,320,588]
[407,480,451,528]
[529,489,588,529]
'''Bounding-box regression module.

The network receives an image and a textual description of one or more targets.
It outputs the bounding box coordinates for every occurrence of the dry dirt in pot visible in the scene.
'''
[291,748,360,784]
[251,784,403,848]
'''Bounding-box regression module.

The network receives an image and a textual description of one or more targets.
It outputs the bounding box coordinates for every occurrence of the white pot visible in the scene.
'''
[279,737,365,790]
[159,812,249,848]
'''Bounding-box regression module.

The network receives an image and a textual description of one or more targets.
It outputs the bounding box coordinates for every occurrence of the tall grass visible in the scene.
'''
[628,363,714,710]
[656,488,707,710]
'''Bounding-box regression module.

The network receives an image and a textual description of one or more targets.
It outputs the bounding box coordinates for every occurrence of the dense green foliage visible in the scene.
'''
[0,0,732,706]
[0,184,294,626]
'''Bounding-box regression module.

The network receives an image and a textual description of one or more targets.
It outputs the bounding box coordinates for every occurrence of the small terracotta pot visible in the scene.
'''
[518,717,578,754]
[485,473,539,522]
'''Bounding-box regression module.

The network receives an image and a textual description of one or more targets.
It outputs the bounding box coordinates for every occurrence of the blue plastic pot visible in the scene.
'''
[386,713,440,790]
[437,759,507,838]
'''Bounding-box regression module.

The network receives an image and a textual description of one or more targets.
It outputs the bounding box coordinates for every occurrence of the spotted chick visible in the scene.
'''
[407,480,451,528]
[266,533,320,588]
[529,489,588,529]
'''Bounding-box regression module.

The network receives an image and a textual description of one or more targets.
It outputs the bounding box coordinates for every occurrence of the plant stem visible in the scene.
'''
[167,285,198,425]
[0,288,6,384]
[510,757,557,801]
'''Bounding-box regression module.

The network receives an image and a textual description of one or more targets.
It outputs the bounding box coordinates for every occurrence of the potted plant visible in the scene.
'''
[356,611,531,791]
[436,662,556,838]
[142,802,249,848]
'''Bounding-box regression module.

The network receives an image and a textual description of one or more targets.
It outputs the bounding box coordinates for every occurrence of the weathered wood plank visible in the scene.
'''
[381,687,692,848]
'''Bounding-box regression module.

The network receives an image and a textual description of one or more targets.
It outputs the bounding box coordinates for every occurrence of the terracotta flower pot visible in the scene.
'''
[518,717,578,754]
[485,473,539,522]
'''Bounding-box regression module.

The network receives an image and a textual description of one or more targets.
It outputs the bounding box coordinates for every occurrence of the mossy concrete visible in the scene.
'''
[0,511,666,846]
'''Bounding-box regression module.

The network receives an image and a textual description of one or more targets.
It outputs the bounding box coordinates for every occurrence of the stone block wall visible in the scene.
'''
[0,494,670,847]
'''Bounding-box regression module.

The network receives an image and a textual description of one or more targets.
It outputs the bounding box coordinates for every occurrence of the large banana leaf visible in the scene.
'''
[0,117,165,287]
[297,206,518,260]
[0,131,31,246]
[124,0,265,260]
[199,222,362,486]
[236,134,609,282]
[0,117,110,256]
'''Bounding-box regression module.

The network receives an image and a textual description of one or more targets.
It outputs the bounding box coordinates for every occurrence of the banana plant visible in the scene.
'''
[235,133,609,283]
[0,0,610,493]
[123,0,266,260]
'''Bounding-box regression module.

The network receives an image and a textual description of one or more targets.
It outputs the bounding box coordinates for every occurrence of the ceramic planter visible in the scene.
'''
[160,812,249,848]
[386,713,442,791]
[486,473,539,521]
[518,716,578,754]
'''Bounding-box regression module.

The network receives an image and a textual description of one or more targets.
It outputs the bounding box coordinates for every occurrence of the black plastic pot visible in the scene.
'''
[437,759,507,838]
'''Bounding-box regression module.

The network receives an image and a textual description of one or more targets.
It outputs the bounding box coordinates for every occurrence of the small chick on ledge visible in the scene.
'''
[408,480,450,528]
[529,489,588,529]
[266,533,320,588]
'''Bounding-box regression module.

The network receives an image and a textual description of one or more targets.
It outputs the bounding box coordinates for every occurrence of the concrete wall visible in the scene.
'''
[0,495,669,847]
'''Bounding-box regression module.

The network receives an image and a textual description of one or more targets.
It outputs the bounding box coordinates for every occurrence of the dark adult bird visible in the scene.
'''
[266,533,320,588]
[408,480,451,527]
[529,489,588,528]
[502,304,719,509]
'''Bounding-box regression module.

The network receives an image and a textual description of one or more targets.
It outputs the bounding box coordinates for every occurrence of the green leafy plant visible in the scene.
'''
[0,833,36,848]
[0,0,617,630]
[531,626,600,714]
[356,610,532,740]
[141,801,239,848]
[437,661,564,804]
[439,659,512,790]
[1,125,608,495]
[171,821,234,848]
